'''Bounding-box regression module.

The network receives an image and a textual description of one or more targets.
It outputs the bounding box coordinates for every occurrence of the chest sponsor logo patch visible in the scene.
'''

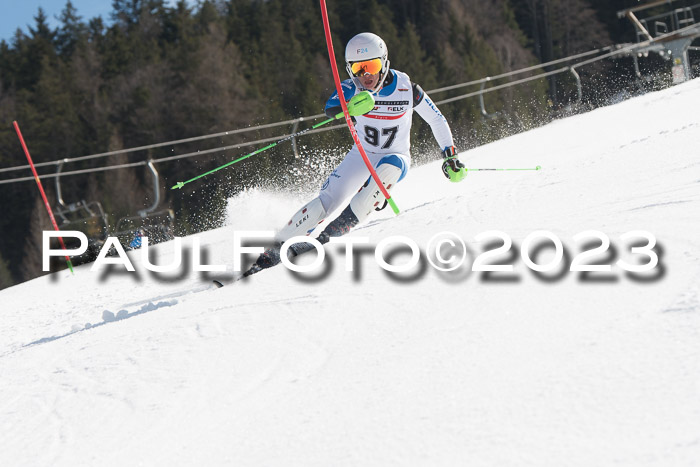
[366,100,410,120]
[375,100,410,106]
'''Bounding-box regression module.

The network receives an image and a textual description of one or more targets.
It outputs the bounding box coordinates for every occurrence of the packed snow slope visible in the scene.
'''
[2,78,700,467]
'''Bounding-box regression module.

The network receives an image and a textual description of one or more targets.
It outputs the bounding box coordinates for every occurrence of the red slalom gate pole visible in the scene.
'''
[319,0,399,215]
[13,121,74,274]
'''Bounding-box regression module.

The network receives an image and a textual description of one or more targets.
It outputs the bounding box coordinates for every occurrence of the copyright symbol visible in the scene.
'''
[427,231,467,272]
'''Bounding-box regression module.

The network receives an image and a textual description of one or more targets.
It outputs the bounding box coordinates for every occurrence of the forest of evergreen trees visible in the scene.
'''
[0,0,692,288]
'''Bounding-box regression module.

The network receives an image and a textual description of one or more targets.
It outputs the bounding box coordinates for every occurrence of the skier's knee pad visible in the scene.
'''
[349,156,406,222]
[277,196,327,242]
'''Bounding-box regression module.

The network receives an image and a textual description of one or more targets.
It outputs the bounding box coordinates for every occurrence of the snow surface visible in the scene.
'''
[2,79,700,467]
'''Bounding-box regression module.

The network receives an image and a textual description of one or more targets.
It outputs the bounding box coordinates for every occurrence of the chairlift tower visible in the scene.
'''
[618,0,700,84]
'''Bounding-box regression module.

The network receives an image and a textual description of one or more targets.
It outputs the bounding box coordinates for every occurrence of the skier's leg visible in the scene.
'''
[276,197,327,242]
[317,147,373,216]
[300,154,408,250]
[246,149,371,273]
[247,154,408,275]
[349,154,407,223]
[247,197,326,271]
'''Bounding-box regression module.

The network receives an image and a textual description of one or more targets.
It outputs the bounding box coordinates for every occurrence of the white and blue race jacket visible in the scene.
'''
[325,69,455,156]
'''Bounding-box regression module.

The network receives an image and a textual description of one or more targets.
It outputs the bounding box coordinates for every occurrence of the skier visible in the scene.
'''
[244,32,466,276]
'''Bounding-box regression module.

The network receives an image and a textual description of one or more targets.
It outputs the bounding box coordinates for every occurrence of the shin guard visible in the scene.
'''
[349,162,403,223]
[277,197,327,242]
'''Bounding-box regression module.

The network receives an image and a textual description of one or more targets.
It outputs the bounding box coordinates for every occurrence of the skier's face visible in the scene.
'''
[359,73,381,91]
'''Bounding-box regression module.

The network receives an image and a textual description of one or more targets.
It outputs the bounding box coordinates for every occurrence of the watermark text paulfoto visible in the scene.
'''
[43,230,662,280]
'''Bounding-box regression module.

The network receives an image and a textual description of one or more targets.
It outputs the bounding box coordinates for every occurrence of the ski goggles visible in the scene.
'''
[350,58,383,77]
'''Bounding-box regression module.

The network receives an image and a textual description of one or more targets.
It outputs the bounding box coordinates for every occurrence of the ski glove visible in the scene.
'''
[346,91,375,117]
[441,146,467,183]
[329,91,375,119]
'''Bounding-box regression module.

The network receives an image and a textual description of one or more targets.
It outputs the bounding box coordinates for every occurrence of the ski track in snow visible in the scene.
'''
[1,79,700,467]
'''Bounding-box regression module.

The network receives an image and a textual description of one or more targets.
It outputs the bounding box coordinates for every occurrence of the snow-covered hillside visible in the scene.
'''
[2,78,700,467]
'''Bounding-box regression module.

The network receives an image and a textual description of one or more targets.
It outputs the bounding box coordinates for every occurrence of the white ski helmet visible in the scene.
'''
[345,32,390,92]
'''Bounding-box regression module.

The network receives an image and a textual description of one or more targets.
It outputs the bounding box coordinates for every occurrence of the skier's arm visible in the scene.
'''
[325,104,342,119]
[413,83,455,150]
[413,83,466,182]
[325,80,358,118]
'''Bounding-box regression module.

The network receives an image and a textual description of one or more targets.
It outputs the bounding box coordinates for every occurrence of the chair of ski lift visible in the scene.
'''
[53,160,110,263]
[478,78,503,122]
[476,78,529,137]
[113,160,175,249]
[674,7,695,29]
[637,19,650,43]
[654,20,669,36]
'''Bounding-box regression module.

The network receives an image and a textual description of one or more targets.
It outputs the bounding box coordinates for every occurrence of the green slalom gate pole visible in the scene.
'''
[171,92,376,190]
